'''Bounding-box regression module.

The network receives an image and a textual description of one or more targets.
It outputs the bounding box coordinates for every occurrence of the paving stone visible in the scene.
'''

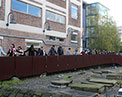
[89,78,117,85]
[51,80,72,86]
[101,70,114,73]
[92,71,102,74]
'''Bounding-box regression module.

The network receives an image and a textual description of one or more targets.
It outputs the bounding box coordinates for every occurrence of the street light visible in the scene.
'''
[43,20,51,32]
[6,12,16,26]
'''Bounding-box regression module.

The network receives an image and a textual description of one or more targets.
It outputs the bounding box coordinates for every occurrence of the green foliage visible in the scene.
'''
[88,13,121,52]
[1,80,24,87]
[63,78,71,81]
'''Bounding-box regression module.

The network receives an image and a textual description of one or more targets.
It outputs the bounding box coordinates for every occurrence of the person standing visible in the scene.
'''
[74,49,79,55]
[38,46,47,56]
[66,48,71,55]
[0,46,6,56]
[48,45,57,56]
[24,45,37,56]
[7,44,16,56]
[16,46,24,56]
[57,44,64,55]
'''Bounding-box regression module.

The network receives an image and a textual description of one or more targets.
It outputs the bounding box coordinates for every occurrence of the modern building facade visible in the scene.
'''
[0,0,82,54]
[82,2,109,49]
[118,26,122,42]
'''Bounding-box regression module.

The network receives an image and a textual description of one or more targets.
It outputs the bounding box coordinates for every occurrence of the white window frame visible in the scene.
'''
[71,31,78,43]
[46,10,65,24]
[71,3,78,19]
[12,0,41,17]
[25,39,43,49]
[0,0,1,7]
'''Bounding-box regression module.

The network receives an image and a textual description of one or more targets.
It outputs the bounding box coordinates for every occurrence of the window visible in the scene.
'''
[12,0,27,13]
[28,5,40,17]
[57,38,64,42]
[46,11,65,24]
[26,42,40,50]
[46,36,64,42]
[71,4,78,19]
[0,0,1,7]
[71,31,78,43]
[12,0,41,17]
[25,39,42,51]
[86,16,97,27]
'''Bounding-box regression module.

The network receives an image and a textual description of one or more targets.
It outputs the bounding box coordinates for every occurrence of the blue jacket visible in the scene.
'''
[0,47,6,56]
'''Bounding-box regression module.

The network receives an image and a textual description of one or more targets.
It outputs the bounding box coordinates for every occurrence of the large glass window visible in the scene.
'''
[28,5,40,17]
[86,4,98,16]
[71,4,78,19]
[46,11,65,24]
[12,0,27,13]
[86,16,97,27]
[12,0,41,17]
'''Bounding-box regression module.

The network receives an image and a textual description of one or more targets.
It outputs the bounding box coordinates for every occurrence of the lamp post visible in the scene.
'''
[6,12,16,26]
[43,20,51,32]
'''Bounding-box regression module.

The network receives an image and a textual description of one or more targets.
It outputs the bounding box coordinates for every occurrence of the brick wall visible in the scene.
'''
[0,0,5,20]
[12,10,42,28]
[69,1,81,27]
[46,0,66,8]
[48,21,66,32]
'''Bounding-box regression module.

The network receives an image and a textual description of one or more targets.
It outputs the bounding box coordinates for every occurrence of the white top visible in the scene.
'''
[118,88,122,92]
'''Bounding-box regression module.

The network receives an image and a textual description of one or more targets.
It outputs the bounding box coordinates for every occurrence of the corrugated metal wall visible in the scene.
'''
[0,55,121,80]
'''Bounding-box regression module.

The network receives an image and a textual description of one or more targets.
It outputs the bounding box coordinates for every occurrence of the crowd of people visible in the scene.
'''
[0,44,118,56]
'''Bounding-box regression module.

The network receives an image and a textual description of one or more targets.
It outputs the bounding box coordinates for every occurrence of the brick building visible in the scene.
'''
[0,0,82,54]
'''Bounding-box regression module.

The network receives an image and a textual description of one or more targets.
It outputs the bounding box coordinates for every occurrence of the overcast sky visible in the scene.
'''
[83,0,122,27]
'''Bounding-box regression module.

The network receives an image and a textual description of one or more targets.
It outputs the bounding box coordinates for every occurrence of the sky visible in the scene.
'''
[84,0,122,27]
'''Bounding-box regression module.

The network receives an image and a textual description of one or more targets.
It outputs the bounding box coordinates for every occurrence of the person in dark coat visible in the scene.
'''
[24,45,37,56]
[48,45,57,56]
[57,44,64,55]
[38,46,47,56]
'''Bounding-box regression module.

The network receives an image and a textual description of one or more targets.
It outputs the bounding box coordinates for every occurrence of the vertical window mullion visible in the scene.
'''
[27,4,29,14]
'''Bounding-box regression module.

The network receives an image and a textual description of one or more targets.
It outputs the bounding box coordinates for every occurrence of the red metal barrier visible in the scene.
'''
[0,55,122,80]
[46,56,58,73]
[0,57,15,80]
[33,56,46,75]
[15,56,33,78]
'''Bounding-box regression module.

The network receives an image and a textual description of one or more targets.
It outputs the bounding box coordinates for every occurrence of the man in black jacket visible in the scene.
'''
[24,45,37,56]
[57,44,64,55]
[48,45,57,56]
